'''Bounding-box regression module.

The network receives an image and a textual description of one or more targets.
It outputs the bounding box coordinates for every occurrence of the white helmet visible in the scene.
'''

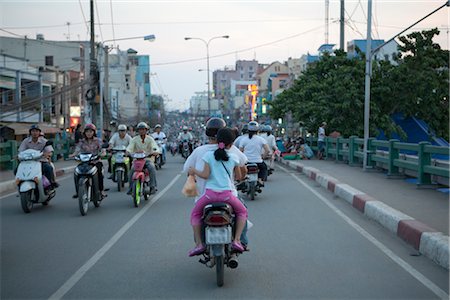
[182,126,188,131]
[118,124,127,131]
[136,122,149,130]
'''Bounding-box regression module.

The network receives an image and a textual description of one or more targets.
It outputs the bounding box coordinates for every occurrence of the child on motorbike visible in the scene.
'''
[188,127,248,257]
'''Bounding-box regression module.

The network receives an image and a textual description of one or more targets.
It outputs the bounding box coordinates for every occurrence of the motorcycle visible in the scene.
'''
[170,142,177,156]
[240,163,260,201]
[130,152,152,207]
[16,147,56,213]
[181,140,191,159]
[198,203,241,287]
[153,138,165,170]
[111,145,130,192]
[74,153,102,216]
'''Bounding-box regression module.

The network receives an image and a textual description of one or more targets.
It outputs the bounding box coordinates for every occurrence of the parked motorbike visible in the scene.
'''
[181,140,191,159]
[16,148,56,213]
[111,145,130,192]
[74,153,102,216]
[198,203,242,287]
[240,163,260,200]
[130,152,152,207]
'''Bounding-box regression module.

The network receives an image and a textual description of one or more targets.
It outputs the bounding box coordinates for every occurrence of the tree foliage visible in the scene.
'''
[269,29,449,141]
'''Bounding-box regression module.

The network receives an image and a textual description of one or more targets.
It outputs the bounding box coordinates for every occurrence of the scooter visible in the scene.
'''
[74,153,102,216]
[153,138,165,170]
[16,147,56,213]
[111,145,130,192]
[198,203,242,287]
[241,163,260,201]
[130,152,152,207]
[181,140,191,159]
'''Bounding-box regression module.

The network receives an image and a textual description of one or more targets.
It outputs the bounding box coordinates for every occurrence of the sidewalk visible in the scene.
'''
[278,158,449,270]
[0,159,77,195]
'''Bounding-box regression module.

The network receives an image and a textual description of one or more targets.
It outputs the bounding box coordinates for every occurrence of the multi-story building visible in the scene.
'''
[347,39,398,63]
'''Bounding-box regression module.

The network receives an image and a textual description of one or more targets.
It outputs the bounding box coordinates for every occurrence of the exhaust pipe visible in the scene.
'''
[228,256,239,269]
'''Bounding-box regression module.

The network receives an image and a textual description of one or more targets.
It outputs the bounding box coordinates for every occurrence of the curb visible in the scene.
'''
[279,159,449,270]
[0,165,76,196]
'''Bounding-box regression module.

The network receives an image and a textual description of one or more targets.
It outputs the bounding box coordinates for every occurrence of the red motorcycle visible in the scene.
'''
[130,152,151,207]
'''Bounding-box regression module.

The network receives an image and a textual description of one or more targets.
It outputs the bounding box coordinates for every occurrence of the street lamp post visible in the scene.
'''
[185,35,229,117]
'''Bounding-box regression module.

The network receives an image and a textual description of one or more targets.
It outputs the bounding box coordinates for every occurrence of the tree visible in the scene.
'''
[270,29,449,141]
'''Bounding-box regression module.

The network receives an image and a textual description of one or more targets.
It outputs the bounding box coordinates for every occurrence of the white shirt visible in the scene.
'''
[260,133,277,150]
[234,134,248,148]
[151,132,167,143]
[183,144,248,202]
[178,132,193,141]
[109,132,132,148]
[239,135,267,163]
[318,126,326,142]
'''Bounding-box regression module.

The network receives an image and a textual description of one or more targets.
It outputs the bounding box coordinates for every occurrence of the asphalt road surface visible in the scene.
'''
[1,156,448,299]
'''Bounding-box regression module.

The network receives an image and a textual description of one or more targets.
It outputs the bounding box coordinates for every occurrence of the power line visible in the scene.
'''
[78,0,90,37]
[2,22,87,30]
[94,0,104,42]
[109,0,116,48]
[152,22,332,66]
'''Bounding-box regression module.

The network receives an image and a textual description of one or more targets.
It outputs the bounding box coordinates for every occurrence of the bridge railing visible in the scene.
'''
[300,136,449,186]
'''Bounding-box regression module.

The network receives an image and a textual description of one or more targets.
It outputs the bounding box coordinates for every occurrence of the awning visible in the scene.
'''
[0,123,61,135]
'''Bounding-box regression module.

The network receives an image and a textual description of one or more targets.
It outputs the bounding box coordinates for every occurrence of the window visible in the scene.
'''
[144,73,149,83]
[45,56,53,66]
[249,66,253,71]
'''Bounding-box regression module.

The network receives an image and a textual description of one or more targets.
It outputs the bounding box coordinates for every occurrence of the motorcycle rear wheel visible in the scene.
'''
[78,181,89,216]
[249,182,256,200]
[20,190,33,213]
[216,255,225,287]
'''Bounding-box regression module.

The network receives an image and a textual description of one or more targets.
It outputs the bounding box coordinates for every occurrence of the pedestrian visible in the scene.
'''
[317,122,327,160]
[74,124,82,144]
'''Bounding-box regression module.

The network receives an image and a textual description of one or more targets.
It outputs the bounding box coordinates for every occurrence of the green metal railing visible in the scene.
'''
[299,136,449,186]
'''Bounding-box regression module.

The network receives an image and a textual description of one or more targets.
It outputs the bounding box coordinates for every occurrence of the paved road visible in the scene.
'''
[1,156,448,299]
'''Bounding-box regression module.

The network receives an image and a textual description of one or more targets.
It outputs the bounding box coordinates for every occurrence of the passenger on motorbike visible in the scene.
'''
[107,124,132,177]
[71,123,107,198]
[126,122,158,195]
[239,121,270,187]
[18,125,59,189]
[234,124,248,149]
[183,118,249,249]
[177,126,193,154]
[260,125,279,172]
[187,127,248,256]
[151,124,167,162]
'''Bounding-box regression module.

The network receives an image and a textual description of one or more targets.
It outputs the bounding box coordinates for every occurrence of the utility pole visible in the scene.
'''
[89,0,97,128]
[363,0,372,171]
[340,0,345,50]
[325,0,329,44]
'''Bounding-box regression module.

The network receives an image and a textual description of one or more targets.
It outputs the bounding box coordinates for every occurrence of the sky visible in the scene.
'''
[1,0,449,111]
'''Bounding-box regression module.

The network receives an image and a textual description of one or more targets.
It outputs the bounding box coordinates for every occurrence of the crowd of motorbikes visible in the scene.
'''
[14,121,280,288]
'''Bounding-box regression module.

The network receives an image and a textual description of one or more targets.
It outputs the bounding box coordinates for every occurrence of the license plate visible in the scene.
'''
[205,226,232,245]
[248,173,258,181]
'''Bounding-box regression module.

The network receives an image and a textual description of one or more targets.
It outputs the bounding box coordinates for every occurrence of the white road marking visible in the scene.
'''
[278,165,449,300]
[49,173,182,300]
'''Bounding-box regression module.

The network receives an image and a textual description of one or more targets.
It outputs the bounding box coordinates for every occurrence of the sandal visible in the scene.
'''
[188,244,206,257]
[231,241,245,253]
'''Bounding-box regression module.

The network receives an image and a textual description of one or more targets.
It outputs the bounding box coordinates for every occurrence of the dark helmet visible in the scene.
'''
[29,124,41,134]
[205,117,226,137]
[241,124,249,134]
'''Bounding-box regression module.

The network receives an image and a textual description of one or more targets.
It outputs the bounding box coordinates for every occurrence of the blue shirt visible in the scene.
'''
[202,151,239,191]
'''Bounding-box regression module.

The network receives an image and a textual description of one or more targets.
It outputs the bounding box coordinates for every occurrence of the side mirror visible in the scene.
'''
[45,140,54,147]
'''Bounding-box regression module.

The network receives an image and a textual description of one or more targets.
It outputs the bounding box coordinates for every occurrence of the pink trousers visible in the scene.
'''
[190,189,248,226]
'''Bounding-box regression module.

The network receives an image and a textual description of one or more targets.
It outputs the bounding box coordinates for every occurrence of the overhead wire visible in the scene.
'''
[78,0,90,39]
[94,0,104,42]
[109,0,116,48]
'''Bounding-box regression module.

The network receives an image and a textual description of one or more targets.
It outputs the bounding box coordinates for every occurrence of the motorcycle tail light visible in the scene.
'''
[247,166,258,174]
[204,213,231,226]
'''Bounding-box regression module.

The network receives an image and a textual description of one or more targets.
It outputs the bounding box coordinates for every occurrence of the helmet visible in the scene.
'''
[136,122,149,130]
[84,123,97,132]
[241,124,248,134]
[205,117,226,137]
[266,125,273,132]
[154,124,162,129]
[182,126,188,131]
[247,121,259,132]
[260,125,269,132]
[29,124,41,133]
[118,124,127,131]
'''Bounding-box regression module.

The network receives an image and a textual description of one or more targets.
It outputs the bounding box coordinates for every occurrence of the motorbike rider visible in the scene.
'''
[126,122,158,195]
[187,127,248,256]
[71,123,107,198]
[183,118,249,251]
[18,125,58,189]
[107,124,132,178]
[260,125,279,172]
[151,124,167,163]
[233,124,248,148]
[239,121,270,188]
[177,126,194,154]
